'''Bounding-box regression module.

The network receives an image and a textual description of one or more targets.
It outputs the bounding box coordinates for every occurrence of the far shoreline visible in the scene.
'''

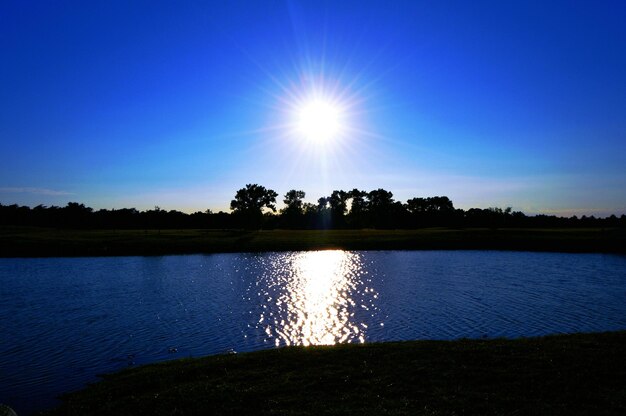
[1,226,625,258]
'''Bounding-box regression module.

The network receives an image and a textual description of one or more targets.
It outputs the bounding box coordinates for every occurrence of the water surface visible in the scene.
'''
[1,250,625,414]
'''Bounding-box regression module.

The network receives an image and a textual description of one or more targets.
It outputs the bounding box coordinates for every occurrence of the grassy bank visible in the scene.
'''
[1,226,625,257]
[44,331,626,415]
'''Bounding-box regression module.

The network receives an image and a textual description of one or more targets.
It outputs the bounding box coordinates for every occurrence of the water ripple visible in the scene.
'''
[248,251,378,346]
[1,251,626,415]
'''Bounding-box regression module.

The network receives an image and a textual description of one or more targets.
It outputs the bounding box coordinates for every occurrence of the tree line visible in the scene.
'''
[1,183,624,230]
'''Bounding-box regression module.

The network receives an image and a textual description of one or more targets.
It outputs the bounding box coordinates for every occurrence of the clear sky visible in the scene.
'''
[1,1,625,216]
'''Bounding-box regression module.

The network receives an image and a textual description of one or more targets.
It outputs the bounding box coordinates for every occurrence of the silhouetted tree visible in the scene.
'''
[301,202,318,229]
[406,197,428,214]
[367,188,395,228]
[329,190,349,228]
[281,189,306,228]
[405,197,428,227]
[315,196,331,229]
[346,189,368,228]
[283,190,305,209]
[430,196,454,212]
[1,186,623,230]
[62,202,93,228]
[230,184,278,229]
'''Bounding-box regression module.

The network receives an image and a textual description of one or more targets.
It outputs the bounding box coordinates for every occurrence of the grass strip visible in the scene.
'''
[2,227,625,257]
[44,331,626,415]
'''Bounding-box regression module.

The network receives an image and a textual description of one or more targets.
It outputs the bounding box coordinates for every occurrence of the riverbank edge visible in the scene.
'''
[2,227,626,257]
[42,331,626,415]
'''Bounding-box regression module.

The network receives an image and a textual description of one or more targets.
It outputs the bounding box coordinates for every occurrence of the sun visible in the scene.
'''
[295,99,344,143]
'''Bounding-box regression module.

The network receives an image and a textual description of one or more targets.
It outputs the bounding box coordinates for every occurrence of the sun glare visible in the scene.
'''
[267,72,364,159]
[296,100,343,143]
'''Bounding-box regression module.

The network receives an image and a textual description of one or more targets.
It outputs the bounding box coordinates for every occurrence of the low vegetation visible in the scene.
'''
[44,331,626,415]
[1,227,625,257]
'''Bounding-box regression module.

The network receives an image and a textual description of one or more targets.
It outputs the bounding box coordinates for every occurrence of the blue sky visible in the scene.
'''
[1,1,625,216]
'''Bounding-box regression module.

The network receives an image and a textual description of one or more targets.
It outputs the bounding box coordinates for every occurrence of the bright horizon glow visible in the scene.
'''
[296,99,344,143]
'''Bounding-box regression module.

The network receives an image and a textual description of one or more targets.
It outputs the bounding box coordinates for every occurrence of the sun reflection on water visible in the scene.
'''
[256,250,378,347]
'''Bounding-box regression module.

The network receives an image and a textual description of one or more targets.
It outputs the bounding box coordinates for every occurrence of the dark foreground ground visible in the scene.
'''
[43,331,626,415]
[2,227,625,257]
